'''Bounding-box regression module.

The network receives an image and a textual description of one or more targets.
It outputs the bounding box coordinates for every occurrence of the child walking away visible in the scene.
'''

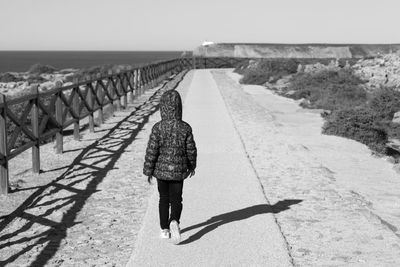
[143,89,197,245]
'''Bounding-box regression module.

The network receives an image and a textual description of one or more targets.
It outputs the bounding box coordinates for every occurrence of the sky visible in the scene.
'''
[0,0,399,51]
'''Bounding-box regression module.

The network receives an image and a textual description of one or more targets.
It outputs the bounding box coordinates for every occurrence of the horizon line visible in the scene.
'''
[0,50,187,52]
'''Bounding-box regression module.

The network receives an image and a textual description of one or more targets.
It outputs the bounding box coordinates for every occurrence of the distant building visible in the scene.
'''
[202,41,214,46]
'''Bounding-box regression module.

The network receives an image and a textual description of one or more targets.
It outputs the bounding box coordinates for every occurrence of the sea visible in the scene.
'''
[0,51,186,73]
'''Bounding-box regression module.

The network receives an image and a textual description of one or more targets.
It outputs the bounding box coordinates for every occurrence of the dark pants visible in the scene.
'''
[156,179,184,230]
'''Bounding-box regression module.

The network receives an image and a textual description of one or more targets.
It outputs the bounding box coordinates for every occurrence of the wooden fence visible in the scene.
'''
[0,56,251,195]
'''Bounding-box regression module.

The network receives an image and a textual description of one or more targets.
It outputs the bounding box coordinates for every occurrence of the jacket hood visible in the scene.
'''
[160,90,182,120]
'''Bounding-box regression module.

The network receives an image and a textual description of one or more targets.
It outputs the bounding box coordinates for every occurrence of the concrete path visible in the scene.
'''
[127,70,292,266]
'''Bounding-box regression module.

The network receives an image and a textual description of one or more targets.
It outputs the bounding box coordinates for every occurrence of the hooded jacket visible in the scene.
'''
[143,90,197,181]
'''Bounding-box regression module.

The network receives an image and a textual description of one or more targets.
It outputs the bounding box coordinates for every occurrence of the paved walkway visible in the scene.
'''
[127,70,292,266]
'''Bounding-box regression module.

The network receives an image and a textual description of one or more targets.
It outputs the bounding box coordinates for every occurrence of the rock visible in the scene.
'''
[321,110,331,118]
[63,82,73,87]
[54,80,63,88]
[7,82,16,89]
[39,81,56,91]
[392,111,400,124]
[20,82,29,90]
[299,98,311,108]
[297,64,303,73]
[353,53,400,89]
[285,90,296,96]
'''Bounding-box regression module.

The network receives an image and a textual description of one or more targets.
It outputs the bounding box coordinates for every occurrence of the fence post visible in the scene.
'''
[143,67,147,93]
[115,70,122,111]
[144,67,149,91]
[136,69,141,96]
[55,89,63,154]
[73,78,80,141]
[31,85,40,173]
[151,66,156,88]
[139,68,144,95]
[96,73,104,124]
[86,75,95,133]
[107,70,115,116]
[158,64,162,82]
[122,70,128,108]
[192,56,196,70]
[129,68,135,103]
[146,67,151,89]
[140,68,145,94]
[0,94,9,195]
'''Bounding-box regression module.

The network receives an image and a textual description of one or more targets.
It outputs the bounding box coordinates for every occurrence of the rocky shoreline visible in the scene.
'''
[0,63,133,98]
[0,66,77,97]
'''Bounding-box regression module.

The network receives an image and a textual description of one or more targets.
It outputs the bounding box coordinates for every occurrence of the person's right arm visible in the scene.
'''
[143,125,160,181]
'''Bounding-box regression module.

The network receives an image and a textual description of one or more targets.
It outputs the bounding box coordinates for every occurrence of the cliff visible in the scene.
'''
[193,43,400,58]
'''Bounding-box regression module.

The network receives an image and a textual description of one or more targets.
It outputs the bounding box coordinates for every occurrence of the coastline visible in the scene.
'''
[0,51,183,73]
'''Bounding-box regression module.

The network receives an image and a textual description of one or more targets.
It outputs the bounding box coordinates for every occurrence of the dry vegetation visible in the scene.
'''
[236,58,400,154]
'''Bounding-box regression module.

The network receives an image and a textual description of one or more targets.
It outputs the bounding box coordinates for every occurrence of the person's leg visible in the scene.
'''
[168,180,184,224]
[157,179,170,229]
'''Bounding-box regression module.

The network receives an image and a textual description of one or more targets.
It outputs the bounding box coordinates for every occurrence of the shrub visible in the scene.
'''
[368,87,400,121]
[0,73,23,83]
[322,87,400,152]
[237,58,359,85]
[367,87,400,141]
[65,64,131,82]
[26,74,47,84]
[240,59,300,85]
[233,60,251,74]
[286,69,367,110]
[323,107,388,152]
[28,63,56,74]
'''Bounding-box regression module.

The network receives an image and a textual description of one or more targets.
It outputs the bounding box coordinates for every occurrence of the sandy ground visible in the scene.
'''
[213,69,400,266]
[0,72,189,267]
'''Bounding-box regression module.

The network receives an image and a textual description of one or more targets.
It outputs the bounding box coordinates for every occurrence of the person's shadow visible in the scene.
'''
[179,199,302,245]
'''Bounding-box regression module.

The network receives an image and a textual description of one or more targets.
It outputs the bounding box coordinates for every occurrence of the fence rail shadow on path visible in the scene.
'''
[0,79,175,266]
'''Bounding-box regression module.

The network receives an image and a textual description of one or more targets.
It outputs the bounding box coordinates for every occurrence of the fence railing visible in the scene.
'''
[0,56,251,194]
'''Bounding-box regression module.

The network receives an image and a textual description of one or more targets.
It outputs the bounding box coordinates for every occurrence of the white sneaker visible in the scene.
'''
[169,220,181,245]
[160,229,170,239]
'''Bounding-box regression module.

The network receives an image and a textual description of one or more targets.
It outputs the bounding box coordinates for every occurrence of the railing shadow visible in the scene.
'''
[0,85,167,266]
[179,199,302,245]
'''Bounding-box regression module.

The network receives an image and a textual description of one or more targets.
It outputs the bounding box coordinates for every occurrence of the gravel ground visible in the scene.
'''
[0,71,190,267]
[212,69,400,266]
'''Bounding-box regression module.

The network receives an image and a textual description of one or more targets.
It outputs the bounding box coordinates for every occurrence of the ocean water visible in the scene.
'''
[0,51,185,73]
